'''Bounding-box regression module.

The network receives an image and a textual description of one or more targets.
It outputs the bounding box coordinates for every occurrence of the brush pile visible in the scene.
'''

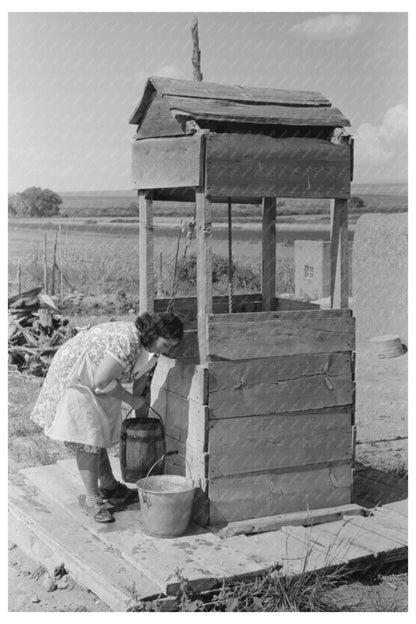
[8,287,78,376]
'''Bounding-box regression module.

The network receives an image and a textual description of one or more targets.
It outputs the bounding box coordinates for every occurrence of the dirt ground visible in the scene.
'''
[8,542,110,612]
[8,312,408,612]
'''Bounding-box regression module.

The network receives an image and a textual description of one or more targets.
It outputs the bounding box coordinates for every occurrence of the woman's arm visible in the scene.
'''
[93,353,146,409]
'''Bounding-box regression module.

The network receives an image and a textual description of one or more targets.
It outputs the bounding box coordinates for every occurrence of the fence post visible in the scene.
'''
[43,233,48,293]
[16,259,21,294]
[51,230,58,295]
[157,251,163,296]
[59,225,64,301]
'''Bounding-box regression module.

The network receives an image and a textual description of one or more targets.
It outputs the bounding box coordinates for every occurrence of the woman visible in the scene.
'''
[31,312,184,523]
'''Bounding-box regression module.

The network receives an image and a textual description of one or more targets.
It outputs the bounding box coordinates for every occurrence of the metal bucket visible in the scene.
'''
[137,452,195,538]
[370,334,405,358]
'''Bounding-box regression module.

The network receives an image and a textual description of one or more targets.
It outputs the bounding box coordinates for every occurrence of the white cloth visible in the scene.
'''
[46,349,157,448]
[131,348,157,380]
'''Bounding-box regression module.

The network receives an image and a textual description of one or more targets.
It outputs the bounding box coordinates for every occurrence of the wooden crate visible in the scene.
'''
[150,308,355,526]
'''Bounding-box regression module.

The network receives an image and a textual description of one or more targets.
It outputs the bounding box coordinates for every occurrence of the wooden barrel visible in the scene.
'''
[119,417,165,483]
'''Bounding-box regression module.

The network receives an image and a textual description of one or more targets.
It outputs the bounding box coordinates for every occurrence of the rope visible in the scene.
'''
[167,222,183,313]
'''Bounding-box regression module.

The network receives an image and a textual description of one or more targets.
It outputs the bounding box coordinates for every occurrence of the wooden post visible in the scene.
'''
[190,17,203,81]
[59,225,64,301]
[16,259,21,294]
[51,230,58,296]
[139,191,154,314]
[157,251,163,297]
[196,190,212,363]
[43,233,48,294]
[330,198,349,308]
[227,198,233,313]
[261,197,277,311]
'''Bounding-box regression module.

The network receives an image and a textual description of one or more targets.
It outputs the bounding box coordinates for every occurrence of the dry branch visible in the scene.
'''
[8,287,77,376]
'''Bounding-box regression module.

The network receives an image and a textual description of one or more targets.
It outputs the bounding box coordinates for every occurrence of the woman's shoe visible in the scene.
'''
[84,498,115,523]
[99,482,138,505]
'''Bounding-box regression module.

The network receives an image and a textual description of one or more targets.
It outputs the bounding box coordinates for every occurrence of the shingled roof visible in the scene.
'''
[129,76,350,129]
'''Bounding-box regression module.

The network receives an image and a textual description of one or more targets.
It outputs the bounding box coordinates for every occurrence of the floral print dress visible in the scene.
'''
[31,322,156,448]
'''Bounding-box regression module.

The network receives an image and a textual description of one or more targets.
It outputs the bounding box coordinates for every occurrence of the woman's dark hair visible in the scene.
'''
[135,312,184,349]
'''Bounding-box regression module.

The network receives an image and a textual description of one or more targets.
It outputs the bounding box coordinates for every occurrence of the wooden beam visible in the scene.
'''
[24,463,268,596]
[207,356,353,418]
[330,198,349,308]
[131,135,202,189]
[139,191,154,314]
[207,315,355,359]
[8,480,158,609]
[210,503,366,536]
[206,134,351,199]
[208,407,353,476]
[163,95,350,127]
[149,75,332,107]
[152,354,208,404]
[190,16,203,82]
[196,191,213,364]
[209,462,352,524]
[261,197,276,310]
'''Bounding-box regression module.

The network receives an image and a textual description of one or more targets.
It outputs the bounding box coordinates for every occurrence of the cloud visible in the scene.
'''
[154,64,189,80]
[354,105,407,179]
[290,14,368,40]
[132,63,190,102]
[135,64,188,88]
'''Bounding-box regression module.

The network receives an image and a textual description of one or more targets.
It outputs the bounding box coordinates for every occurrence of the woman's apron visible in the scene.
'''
[46,350,122,448]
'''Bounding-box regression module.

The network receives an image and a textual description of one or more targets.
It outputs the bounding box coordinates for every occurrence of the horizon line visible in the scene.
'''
[8,180,409,195]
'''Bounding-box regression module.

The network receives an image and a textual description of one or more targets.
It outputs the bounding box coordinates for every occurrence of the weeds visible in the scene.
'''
[387,462,408,480]
[127,565,349,612]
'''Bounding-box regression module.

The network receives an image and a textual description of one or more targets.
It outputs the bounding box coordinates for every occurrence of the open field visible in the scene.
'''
[9,219,336,299]
[8,181,406,298]
[50,183,407,220]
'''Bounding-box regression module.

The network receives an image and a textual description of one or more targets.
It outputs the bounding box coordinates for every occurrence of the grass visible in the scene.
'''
[8,368,73,470]
[126,540,407,612]
[127,565,349,612]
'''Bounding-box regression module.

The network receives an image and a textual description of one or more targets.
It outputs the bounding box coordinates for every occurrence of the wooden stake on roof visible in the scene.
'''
[190,17,203,82]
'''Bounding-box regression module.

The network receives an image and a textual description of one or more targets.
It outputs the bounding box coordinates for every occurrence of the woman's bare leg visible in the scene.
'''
[76,449,100,505]
[98,448,118,490]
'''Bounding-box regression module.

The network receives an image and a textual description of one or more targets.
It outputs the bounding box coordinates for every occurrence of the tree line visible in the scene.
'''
[8,186,370,219]
[8,187,62,218]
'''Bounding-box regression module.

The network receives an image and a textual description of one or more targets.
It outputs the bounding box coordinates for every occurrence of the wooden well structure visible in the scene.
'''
[129,76,355,526]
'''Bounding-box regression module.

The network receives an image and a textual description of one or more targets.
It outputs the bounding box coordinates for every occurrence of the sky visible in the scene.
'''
[8,10,408,192]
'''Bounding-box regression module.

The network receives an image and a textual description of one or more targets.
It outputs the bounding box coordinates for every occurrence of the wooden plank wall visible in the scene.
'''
[154,294,318,331]
[205,134,351,199]
[150,354,210,525]
[162,95,350,127]
[206,309,355,524]
[134,93,185,140]
[131,135,202,189]
[150,309,355,526]
[160,297,320,360]
[207,310,355,360]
